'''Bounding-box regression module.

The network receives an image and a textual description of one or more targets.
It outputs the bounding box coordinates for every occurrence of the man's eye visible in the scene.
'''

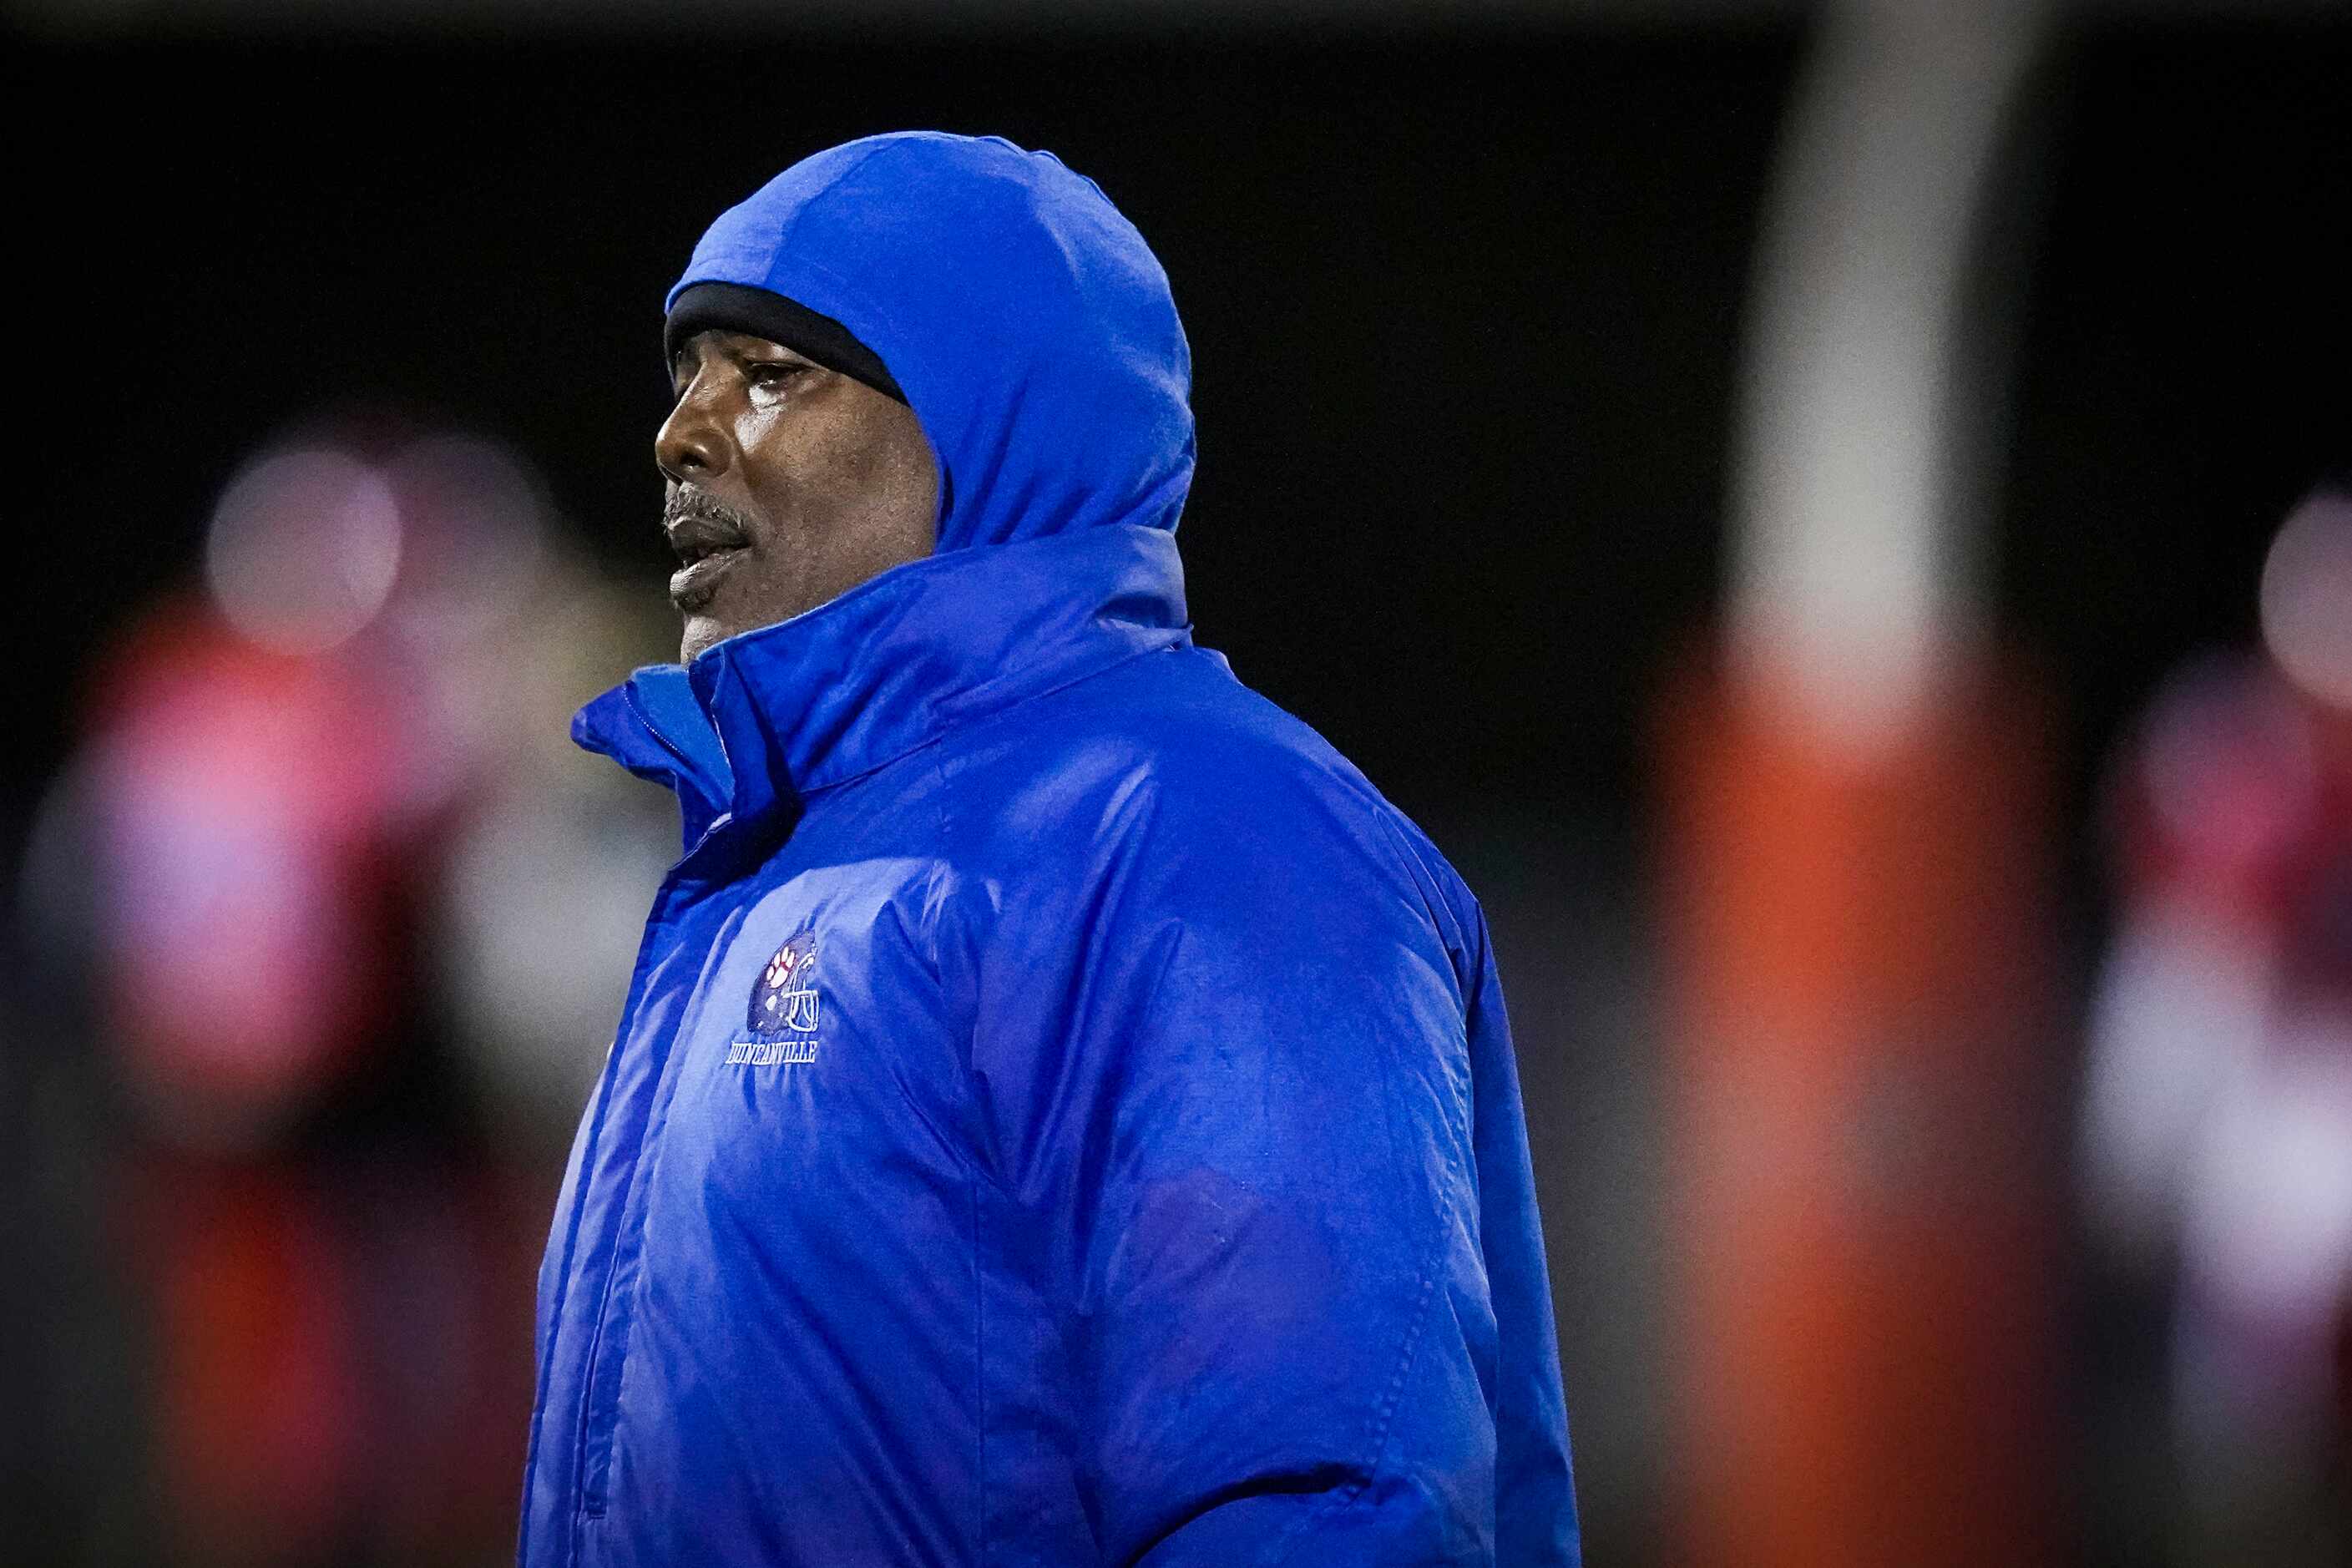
[746,362,805,391]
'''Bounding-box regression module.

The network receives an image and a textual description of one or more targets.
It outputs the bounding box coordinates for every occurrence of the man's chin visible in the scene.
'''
[679,612,730,664]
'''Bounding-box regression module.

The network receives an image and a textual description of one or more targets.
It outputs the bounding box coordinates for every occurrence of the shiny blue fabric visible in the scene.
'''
[520,134,1578,1568]
[664,131,1192,555]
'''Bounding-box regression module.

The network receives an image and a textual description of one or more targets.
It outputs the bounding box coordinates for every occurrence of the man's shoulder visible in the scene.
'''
[967,644,1365,817]
[953,643,1472,907]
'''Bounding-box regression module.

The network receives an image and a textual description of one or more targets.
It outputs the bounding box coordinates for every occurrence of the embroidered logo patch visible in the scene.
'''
[731,928,820,1065]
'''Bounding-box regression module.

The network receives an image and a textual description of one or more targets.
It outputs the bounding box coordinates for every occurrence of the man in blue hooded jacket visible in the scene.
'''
[520,132,1580,1567]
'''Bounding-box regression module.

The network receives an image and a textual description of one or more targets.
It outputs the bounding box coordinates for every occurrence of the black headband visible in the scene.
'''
[664,281,907,405]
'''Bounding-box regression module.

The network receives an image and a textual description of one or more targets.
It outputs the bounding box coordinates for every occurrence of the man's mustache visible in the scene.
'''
[663,488,756,536]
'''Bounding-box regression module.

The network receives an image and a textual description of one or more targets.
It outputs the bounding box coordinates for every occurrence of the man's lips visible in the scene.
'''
[669,549,745,612]
[665,510,751,613]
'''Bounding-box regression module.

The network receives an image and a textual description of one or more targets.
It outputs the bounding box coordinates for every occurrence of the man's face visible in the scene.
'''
[657,329,938,661]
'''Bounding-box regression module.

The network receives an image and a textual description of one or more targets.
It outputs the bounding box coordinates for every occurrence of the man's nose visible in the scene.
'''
[655,381,728,483]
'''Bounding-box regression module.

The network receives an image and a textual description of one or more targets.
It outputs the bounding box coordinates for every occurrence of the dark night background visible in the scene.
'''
[3,7,2347,1565]
[5,18,2344,837]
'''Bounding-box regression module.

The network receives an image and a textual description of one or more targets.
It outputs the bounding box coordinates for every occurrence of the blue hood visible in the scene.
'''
[667,131,1195,552]
[586,134,1201,835]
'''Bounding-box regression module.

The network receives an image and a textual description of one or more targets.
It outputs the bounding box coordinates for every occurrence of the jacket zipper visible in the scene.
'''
[569,869,751,1525]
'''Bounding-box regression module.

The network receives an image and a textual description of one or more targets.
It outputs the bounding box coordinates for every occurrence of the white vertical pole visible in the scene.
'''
[1727,0,2046,753]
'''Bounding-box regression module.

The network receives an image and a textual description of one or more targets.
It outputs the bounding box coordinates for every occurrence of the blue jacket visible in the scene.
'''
[521,133,1578,1568]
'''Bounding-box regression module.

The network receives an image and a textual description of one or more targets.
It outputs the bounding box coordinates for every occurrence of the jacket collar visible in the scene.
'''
[574,523,1190,851]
